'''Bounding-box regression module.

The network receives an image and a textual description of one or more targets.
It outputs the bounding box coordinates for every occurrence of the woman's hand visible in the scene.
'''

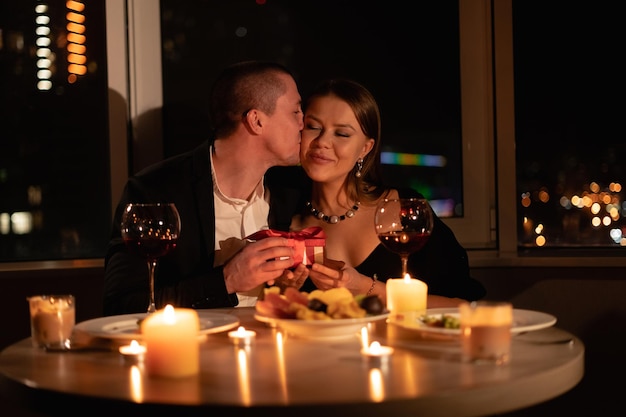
[270,263,310,292]
[309,263,372,296]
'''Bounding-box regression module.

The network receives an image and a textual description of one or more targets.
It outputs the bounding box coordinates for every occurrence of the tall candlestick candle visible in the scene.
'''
[141,305,200,378]
[386,273,428,323]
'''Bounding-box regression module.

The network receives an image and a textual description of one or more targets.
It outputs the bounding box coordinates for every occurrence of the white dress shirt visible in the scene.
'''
[210,147,269,306]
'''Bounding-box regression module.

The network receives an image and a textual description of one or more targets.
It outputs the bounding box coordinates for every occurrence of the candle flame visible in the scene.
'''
[121,339,146,355]
[163,304,176,324]
[403,273,412,282]
[229,326,256,342]
[368,341,382,354]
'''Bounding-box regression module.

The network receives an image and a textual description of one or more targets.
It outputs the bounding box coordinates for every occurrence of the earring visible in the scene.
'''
[355,158,363,178]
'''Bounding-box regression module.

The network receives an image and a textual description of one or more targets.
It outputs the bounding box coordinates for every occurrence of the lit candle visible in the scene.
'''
[361,341,394,366]
[386,273,428,323]
[228,326,256,346]
[119,339,146,364]
[140,304,200,378]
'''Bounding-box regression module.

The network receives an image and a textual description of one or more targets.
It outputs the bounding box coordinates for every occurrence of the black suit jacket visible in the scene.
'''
[103,141,303,315]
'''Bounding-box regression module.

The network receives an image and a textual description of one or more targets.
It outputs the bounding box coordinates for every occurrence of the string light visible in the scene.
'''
[35,4,53,90]
[66,0,87,82]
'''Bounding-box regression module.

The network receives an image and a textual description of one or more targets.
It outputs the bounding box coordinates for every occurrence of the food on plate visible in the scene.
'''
[356,294,385,315]
[256,287,385,320]
[419,313,461,329]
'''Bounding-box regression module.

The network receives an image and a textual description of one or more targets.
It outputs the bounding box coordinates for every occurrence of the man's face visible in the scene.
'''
[264,74,303,166]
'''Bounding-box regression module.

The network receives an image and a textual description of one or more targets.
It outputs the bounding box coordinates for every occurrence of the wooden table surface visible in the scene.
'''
[0,307,584,417]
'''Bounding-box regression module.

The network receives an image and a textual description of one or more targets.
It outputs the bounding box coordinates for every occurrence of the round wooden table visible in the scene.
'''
[0,307,584,417]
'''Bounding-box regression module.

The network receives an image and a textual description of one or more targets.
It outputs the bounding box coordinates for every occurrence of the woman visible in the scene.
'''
[289,78,485,307]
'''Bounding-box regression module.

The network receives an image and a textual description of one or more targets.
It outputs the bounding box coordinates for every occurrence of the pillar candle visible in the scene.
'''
[386,274,428,323]
[141,305,200,378]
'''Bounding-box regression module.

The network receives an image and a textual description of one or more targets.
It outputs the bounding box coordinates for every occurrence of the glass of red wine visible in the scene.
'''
[121,203,181,313]
[374,198,434,277]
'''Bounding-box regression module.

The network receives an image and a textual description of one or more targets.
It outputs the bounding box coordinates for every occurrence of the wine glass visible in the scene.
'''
[121,203,181,313]
[374,198,434,277]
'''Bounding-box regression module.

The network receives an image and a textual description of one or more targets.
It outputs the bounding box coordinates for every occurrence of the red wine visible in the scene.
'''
[378,232,430,255]
[124,237,177,260]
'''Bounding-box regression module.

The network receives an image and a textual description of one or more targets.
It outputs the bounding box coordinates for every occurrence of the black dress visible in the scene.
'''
[301,186,486,301]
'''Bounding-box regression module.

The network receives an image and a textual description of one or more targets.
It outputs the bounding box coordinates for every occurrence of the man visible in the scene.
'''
[103,61,305,315]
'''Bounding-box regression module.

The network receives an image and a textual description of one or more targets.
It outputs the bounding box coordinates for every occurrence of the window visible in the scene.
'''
[156,0,495,250]
[159,0,465,218]
[512,1,626,252]
[3,0,623,269]
[0,0,110,262]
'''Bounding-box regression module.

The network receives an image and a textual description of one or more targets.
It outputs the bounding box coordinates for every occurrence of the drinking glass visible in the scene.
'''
[374,198,434,277]
[459,301,513,364]
[121,203,181,313]
[27,294,75,349]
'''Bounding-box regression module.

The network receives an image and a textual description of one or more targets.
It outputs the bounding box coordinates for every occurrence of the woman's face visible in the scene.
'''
[300,95,374,185]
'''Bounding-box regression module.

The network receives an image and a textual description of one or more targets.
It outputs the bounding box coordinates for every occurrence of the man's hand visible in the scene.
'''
[223,237,294,293]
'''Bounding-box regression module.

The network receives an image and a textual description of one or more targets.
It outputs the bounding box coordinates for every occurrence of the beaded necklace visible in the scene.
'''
[305,201,360,224]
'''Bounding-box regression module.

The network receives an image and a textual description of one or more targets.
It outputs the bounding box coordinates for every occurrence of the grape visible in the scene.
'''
[307,298,328,313]
[359,295,384,315]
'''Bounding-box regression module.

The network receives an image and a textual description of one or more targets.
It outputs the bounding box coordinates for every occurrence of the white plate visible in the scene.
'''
[255,313,389,340]
[75,310,240,340]
[392,307,557,336]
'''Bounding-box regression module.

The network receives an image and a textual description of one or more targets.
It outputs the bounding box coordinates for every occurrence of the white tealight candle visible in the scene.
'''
[119,339,146,364]
[386,273,428,323]
[141,305,200,378]
[228,326,256,346]
[361,341,394,366]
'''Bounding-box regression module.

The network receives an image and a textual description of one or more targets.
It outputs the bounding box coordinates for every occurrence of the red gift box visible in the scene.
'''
[246,227,326,268]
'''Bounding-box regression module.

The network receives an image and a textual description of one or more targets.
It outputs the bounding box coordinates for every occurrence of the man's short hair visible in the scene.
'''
[209,61,294,138]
